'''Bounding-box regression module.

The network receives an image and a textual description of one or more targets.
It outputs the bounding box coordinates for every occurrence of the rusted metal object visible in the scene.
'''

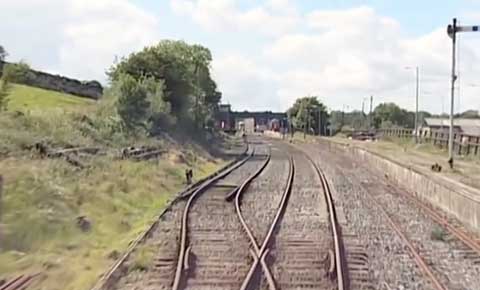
[0,274,41,290]
[235,150,280,290]
[400,189,480,255]
[366,193,447,290]
[308,155,349,290]
[91,144,251,290]
[171,149,257,290]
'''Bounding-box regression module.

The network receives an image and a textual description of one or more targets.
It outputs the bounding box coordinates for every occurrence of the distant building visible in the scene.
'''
[422,118,480,136]
[215,104,287,133]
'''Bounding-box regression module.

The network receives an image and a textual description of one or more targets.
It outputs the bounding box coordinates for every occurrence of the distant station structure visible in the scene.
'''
[215,104,287,134]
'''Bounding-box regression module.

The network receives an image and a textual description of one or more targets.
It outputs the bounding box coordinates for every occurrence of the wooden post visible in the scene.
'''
[475,137,480,155]
[466,136,471,156]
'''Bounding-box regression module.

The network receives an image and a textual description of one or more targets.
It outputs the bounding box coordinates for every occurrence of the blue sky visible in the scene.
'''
[2,0,480,113]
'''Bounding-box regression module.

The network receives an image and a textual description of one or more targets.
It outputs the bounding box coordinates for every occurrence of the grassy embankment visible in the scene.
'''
[0,85,229,290]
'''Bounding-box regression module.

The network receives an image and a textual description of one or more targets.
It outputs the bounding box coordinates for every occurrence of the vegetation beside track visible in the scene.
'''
[0,39,239,289]
[0,83,230,289]
[5,84,94,112]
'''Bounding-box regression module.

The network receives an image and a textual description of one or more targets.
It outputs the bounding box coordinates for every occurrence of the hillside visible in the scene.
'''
[6,84,94,111]
[0,84,234,290]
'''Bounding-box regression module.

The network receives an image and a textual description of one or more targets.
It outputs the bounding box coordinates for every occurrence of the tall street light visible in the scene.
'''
[405,66,419,143]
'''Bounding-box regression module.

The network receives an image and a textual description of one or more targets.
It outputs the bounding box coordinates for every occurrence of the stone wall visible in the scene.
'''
[0,61,103,100]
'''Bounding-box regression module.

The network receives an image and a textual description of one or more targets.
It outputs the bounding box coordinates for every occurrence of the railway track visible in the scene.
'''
[310,140,480,290]
[0,274,41,290]
[172,145,272,290]
[97,137,348,290]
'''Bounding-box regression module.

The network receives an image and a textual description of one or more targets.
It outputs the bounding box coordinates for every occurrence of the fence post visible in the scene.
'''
[475,137,480,156]
[466,136,471,156]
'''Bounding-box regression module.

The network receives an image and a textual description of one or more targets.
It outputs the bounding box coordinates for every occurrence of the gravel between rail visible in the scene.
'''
[302,139,480,290]
[105,140,270,290]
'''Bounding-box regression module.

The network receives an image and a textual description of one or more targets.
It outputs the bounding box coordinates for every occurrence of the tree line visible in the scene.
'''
[287,97,479,135]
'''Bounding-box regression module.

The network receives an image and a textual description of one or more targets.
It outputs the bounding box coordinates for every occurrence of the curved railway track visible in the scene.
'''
[171,147,265,290]
[96,137,348,290]
[235,155,294,290]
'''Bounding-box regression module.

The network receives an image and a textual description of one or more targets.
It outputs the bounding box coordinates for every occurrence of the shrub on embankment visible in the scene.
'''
[0,39,229,289]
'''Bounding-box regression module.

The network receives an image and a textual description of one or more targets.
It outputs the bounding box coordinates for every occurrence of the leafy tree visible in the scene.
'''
[0,45,6,61]
[455,110,479,119]
[0,80,10,111]
[108,40,221,129]
[2,62,33,84]
[116,74,150,131]
[287,96,328,134]
[373,102,414,129]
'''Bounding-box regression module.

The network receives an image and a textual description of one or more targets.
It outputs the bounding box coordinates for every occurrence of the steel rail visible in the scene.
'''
[237,155,295,290]
[365,192,447,290]
[304,153,348,290]
[399,190,480,255]
[171,147,261,290]
[0,274,41,290]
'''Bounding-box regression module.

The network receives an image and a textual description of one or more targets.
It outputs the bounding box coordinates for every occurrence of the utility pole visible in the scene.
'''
[369,96,373,130]
[447,18,479,167]
[303,107,307,139]
[318,108,322,136]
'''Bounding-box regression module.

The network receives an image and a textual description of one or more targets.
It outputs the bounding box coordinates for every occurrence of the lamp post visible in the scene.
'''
[405,66,419,143]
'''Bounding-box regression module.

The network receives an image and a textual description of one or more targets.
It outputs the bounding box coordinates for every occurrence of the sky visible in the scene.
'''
[2,0,480,114]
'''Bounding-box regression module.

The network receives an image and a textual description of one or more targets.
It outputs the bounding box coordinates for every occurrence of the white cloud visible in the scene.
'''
[211,5,480,113]
[0,0,159,81]
[2,1,479,113]
[170,0,299,36]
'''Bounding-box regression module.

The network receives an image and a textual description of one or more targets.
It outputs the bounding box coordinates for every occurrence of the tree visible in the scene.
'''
[0,80,9,111]
[287,96,328,134]
[455,110,479,119]
[373,102,413,129]
[0,46,6,61]
[116,74,150,131]
[2,62,33,84]
[108,40,221,129]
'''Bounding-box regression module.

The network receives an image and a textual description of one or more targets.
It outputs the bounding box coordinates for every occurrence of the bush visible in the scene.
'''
[0,80,10,111]
[2,62,33,84]
[431,226,447,242]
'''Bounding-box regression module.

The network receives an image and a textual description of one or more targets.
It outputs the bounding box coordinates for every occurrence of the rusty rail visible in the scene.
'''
[305,154,349,290]
[171,148,258,290]
[237,154,294,290]
[0,274,41,290]
[91,141,250,290]
[365,193,447,290]
[399,190,480,255]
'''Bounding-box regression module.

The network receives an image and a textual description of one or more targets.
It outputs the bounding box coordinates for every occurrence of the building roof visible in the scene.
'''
[424,118,480,136]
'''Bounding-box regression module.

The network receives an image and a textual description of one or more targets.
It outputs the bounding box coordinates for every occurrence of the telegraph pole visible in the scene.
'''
[447,18,479,167]
[318,108,322,136]
[415,67,419,143]
[369,96,373,130]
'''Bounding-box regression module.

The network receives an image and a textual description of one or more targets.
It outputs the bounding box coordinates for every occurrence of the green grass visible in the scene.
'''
[0,153,225,290]
[6,84,94,112]
[0,84,229,289]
